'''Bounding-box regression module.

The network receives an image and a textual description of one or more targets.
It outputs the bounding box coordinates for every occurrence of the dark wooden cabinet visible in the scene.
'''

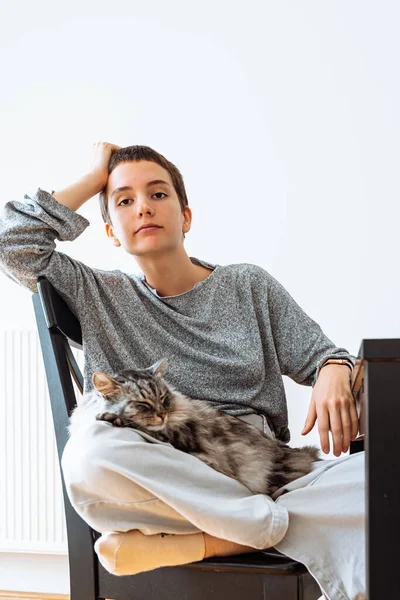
[350,339,400,600]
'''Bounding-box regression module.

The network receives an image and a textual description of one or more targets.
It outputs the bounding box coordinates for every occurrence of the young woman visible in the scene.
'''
[0,142,365,600]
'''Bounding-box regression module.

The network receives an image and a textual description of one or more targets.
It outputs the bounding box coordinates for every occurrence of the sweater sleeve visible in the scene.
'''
[262,268,357,387]
[0,187,93,318]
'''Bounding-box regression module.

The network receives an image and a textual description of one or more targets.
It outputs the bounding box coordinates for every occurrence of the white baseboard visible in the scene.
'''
[0,592,68,600]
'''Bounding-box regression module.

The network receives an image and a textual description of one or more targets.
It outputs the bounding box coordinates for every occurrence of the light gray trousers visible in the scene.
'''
[61,413,365,600]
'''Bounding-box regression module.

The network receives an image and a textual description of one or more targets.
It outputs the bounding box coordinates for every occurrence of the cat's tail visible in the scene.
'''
[298,444,324,462]
[268,442,323,495]
[283,444,323,472]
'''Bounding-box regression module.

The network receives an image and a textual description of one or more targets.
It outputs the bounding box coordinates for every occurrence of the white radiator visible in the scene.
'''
[0,328,84,554]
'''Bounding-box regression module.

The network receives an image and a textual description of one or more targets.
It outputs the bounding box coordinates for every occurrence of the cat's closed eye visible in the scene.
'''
[132,402,153,410]
[161,396,171,408]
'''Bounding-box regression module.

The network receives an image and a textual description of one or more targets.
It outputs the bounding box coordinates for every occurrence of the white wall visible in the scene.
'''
[1,0,399,593]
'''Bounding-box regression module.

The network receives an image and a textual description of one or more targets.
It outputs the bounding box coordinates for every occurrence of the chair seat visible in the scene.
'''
[97,549,319,600]
[190,549,310,574]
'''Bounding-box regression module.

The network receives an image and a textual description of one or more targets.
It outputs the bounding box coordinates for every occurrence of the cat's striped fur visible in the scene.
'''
[68,357,323,496]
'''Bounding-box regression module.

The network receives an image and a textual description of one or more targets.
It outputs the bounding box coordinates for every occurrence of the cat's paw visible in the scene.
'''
[96,412,123,427]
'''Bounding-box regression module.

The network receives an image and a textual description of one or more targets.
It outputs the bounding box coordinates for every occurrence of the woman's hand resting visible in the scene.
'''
[301,365,359,456]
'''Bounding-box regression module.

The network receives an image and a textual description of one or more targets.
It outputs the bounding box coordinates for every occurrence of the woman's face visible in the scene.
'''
[105,160,191,258]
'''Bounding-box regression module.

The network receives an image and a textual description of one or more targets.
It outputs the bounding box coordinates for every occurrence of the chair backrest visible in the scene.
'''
[32,275,99,600]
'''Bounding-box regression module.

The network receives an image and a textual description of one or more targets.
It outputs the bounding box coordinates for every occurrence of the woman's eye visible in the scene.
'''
[118,193,167,206]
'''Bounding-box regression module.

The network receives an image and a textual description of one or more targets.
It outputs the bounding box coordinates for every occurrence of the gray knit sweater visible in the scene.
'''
[0,187,356,442]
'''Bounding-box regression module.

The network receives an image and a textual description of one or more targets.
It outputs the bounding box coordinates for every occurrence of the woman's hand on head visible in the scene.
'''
[90,142,122,188]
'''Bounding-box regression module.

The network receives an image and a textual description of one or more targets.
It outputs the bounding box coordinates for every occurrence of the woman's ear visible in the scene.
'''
[182,206,192,235]
[105,223,121,247]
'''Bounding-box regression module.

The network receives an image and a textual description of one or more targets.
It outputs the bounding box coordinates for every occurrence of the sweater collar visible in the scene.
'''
[139,256,218,298]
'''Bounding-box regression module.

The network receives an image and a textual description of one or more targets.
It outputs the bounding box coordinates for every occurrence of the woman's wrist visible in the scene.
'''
[320,363,352,372]
[51,171,106,212]
[320,358,353,374]
[318,363,352,380]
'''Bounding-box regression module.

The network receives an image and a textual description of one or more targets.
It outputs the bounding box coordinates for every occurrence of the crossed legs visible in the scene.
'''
[61,419,365,599]
[61,419,289,574]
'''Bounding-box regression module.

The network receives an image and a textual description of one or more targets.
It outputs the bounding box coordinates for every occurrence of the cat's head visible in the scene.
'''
[92,357,173,431]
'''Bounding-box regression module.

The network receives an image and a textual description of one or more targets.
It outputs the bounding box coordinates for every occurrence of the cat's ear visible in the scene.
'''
[148,357,169,378]
[92,371,121,399]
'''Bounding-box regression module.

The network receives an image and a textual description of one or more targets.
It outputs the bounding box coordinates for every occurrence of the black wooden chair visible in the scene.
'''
[32,274,367,600]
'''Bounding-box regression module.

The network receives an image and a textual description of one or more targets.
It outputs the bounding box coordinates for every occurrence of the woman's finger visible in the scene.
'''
[327,403,343,457]
[316,403,331,454]
[349,396,360,440]
[340,405,352,451]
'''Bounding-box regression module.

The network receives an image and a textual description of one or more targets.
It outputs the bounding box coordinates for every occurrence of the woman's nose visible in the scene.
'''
[137,200,153,215]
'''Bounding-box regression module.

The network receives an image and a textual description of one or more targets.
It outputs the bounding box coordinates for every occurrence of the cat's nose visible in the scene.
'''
[159,412,167,420]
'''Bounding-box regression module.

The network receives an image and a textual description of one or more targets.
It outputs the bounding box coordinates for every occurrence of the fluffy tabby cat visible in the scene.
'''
[68,357,323,496]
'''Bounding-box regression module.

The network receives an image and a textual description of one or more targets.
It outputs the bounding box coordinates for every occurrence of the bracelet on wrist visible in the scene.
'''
[320,358,353,375]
